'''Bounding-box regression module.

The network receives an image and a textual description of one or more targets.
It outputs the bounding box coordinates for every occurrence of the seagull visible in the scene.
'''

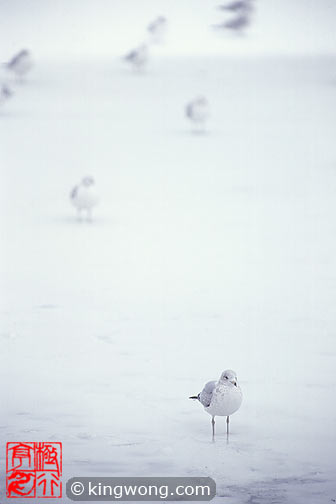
[70,176,99,221]
[214,0,254,33]
[147,16,168,44]
[185,96,210,132]
[190,370,242,439]
[124,44,149,71]
[6,49,33,81]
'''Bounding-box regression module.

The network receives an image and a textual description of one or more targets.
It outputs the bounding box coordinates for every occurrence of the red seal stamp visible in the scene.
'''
[6,442,62,498]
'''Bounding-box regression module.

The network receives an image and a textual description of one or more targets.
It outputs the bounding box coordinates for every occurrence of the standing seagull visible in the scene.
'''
[70,176,99,222]
[124,44,149,72]
[6,49,33,81]
[190,370,242,439]
[185,96,210,133]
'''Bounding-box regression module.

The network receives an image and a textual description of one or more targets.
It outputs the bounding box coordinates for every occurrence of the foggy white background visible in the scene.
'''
[0,0,336,58]
[1,1,336,503]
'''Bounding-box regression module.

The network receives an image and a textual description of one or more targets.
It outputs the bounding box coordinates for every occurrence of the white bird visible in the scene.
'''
[70,176,99,221]
[147,16,168,44]
[124,44,149,71]
[190,369,242,439]
[6,49,33,81]
[185,96,210,132]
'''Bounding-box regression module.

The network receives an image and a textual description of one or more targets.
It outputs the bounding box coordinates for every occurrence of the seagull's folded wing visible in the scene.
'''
[199,380,216,407]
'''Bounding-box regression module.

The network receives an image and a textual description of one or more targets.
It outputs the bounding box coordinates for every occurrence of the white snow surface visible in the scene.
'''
[1,55,336,503]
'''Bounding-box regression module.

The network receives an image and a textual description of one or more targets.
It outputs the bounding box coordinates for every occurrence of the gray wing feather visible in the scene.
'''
[70,185,78,199]
[224,14,249,29]
[125,50,136,61]
[199,380,216,407]
[185,103,193,119]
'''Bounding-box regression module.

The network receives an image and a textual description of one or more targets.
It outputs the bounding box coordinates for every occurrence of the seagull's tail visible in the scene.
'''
[189,395,200,400]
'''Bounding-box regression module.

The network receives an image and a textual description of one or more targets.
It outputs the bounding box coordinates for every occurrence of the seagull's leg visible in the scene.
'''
[226,416,230,439]
[211,416,215,440]
[77,208,82,222]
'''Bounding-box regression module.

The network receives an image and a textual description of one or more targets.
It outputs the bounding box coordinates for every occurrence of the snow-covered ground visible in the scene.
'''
[1,55,336,503]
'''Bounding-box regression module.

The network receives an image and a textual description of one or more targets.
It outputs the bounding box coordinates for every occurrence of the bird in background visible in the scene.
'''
[123,15,167,71]
[5,49,33,82]
[185,96,210,133]
[214,0,254,34]
[190,369,243,440]
[218,0,253,12]
[70,176,99,222]
[147,16,168,44]
[123,44,149,72]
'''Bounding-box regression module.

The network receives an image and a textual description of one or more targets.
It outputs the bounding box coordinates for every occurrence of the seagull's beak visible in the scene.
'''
[231,380,237,387]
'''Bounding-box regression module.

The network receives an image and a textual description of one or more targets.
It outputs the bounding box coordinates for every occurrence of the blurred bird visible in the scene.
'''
[70,176,99,221]
[0,84,13,105]
[214,0,254,34]
[147,16,168,44]
[185,96,210,132]
[124,44,149,71]
[217,0,253,12]
[190,370,242,439]
[6,49,33,81]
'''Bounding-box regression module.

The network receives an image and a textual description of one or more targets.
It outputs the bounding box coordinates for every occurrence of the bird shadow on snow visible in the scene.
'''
[94,334,117,345]
[170,128,220,137]
[49,215,116,227]
[118,67,152,78]
[35,303,60,310]
[0,110,34,119]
